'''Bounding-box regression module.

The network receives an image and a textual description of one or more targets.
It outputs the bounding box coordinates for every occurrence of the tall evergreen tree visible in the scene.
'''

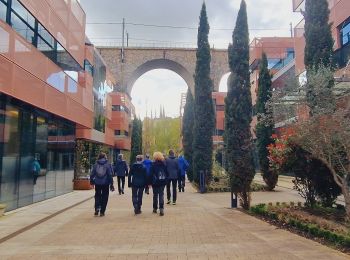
[304,0,335,115]
[130,118,143,165]
[255,53,275,190]
[224,0,255,209]
[182,89,195,182]
[192,3,215,184]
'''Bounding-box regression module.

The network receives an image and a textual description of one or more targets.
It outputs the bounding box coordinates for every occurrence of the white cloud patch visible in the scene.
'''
[131,69,188,119]
[80,0,303,118]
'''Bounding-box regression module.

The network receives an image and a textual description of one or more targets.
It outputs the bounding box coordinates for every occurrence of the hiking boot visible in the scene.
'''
[172,201,176,205]
[94,210,99,216]
[166,200,171,204]
[159,209,164,216]
[153,209,157,213]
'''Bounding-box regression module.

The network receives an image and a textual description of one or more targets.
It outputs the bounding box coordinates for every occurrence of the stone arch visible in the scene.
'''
[218,71,231,92]
[127,59,194,95]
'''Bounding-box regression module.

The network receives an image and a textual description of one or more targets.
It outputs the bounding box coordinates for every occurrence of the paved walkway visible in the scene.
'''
[0,180,348,259]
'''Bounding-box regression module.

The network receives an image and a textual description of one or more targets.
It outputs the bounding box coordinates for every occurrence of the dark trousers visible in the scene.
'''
[94,184,109,214]
[153,185,165,209]
[166,179,177,202]
[117,176,125,193]
[178,176,185,191]
[132,186,144,210]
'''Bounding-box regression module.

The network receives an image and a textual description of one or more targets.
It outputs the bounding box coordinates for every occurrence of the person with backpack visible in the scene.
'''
[128,155,147,215]
[150,152,168,216]
[165,150,180,205]
[114,154,129,195]
[142,154,152,194]
[90,152,114,217]
[31,157,41,185]
[178,155,189,192]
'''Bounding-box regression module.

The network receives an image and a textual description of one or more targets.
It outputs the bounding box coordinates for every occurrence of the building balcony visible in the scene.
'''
[115,137,131,150]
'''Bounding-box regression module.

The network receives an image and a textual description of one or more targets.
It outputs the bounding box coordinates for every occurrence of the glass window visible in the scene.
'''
[0,104,20,211]
[114,130,121,136]
[46,71,65,92]
[84,59,93,76]
[11,12,35,44]
[56,42,82,79]
[216,105,224,111]
[268,58,281,69]
[38,23,54,48]
[37,36,55,60]
[341,20,350,46]
[112,105,121,111]
[0,1,6,22]
[67,76,77,93]
[11,0,35,28]
[124,131,129,137]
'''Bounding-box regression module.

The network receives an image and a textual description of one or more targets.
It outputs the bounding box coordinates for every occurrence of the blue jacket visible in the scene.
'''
[128,162,147,188]
[142,159,152,176]
[178,156,189,177]
[114,159,128,177]
[165,156,180,180]
[90,158,113,186]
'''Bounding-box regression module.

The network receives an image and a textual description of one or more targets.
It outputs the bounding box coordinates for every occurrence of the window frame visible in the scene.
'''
[340,18,350,47]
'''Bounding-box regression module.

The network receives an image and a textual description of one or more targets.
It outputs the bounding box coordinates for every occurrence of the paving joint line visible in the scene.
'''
[0,196,94,244]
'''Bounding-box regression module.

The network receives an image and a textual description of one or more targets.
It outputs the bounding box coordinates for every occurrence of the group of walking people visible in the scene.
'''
[89,150,189,217]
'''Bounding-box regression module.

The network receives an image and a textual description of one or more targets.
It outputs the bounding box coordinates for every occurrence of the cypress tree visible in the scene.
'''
[182,89,195,182]
[304,0,334,115]
[224,0,255,209]
[192,3,215,185]
[130,118,142,165]
[256,53,276,190]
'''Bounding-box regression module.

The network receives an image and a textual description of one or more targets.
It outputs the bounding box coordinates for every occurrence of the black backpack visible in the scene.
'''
[153,166,167,186]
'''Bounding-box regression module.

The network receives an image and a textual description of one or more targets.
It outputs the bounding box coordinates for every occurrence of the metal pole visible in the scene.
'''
[231,191,237,208]
[121,18,125,62]
[290,22,293,38]
[126,32,129,47]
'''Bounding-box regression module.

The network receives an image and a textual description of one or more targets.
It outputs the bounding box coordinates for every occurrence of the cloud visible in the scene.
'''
[131,69,188,119]
[81,0,302,48]
[80,0,303,118]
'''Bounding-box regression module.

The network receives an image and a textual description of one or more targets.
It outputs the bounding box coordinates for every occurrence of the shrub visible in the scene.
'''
[287,146,341,207]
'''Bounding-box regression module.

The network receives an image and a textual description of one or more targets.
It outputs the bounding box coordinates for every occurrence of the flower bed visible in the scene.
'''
[250,203,350,252]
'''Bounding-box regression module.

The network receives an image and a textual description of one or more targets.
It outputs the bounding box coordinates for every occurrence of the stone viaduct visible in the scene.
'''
[97,47,229,95]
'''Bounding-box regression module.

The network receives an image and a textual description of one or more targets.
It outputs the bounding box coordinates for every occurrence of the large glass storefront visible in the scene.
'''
[0,95,75,211]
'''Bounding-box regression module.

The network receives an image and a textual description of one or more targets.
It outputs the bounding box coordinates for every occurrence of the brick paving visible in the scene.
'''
[0,180,348,259]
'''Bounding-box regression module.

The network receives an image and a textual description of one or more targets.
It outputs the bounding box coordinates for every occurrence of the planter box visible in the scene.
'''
[73,179,93,190]
[0,204,6,216]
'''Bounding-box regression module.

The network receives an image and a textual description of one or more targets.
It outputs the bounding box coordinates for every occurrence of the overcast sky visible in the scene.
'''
[80,0,302,119]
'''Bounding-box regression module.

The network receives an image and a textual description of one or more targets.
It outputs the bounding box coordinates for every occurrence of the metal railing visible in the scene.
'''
[93,41,198,49]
